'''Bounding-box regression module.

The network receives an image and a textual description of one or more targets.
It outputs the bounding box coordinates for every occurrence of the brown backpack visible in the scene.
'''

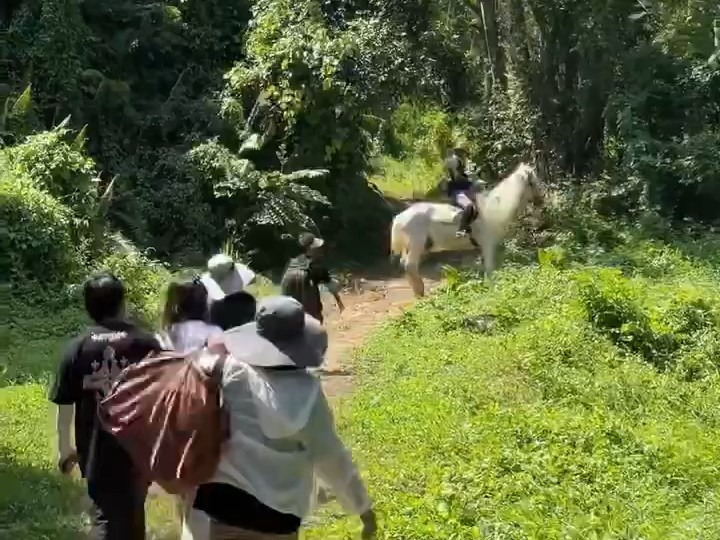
[99,349,229,495]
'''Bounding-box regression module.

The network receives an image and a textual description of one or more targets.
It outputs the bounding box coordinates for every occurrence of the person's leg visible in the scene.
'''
[87,477,147,540]
[454,192,474,237]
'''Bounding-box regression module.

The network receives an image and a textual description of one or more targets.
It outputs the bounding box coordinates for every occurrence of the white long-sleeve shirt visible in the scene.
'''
[209,357,371,518]
[158,320,223,354]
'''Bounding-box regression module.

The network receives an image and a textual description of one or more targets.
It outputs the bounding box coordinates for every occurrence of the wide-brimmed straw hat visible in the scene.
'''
[201,254,256,302]
[222,296,328,369]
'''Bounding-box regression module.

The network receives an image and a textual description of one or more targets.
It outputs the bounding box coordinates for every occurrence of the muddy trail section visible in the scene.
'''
[315,274,441,400]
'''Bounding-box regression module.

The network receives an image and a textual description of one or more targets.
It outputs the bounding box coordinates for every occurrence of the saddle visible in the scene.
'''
[431,194,486,226]
[431,203,465,224]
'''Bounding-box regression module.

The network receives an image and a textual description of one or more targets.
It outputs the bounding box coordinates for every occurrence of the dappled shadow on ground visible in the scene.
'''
[0,447,88,540]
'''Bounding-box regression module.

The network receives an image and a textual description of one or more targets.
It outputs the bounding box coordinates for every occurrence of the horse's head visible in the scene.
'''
[517,162,545,209]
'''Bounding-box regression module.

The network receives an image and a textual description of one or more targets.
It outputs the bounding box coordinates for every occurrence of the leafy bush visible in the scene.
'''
[125,147,224,261]
[385,101,453,164]
[576,267,720,375]
[368,156,443,199]
[187,141,332,269]
[0,173,80,285]
[0,125,96,214]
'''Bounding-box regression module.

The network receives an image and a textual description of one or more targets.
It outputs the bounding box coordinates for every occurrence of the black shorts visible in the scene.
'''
[87,477,147,540]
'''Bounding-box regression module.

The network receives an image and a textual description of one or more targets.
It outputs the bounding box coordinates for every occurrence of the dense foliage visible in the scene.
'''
[2,0,435,272]
[5,0,720,280]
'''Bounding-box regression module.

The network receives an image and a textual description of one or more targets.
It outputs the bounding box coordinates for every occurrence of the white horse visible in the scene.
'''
[389,162,545,297]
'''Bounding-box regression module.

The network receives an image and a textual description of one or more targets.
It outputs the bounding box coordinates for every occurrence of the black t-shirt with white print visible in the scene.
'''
[49,320,162,484]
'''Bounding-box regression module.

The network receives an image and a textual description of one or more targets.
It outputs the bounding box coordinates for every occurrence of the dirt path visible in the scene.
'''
[315,275,441,400]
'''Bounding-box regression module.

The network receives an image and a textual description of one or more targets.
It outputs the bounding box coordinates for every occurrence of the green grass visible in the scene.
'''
[304,241,720,539]
[0,384,87,539]
[2,300,87,388]
[369,156,443,199]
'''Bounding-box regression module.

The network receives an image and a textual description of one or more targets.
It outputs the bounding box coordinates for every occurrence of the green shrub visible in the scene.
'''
[575,267,720,374]
[385,101,453,164]
[0,128,96,213]
[368,155,443,199]
[305,248,720,539]
[0,173,80,285]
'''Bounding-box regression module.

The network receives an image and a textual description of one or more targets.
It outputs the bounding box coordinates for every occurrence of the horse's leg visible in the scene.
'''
[480,231,496,283]
[404,242,425,297]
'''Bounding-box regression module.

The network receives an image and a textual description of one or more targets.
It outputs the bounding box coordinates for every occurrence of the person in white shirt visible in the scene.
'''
[159,275,223,353]
[183,296,377,540]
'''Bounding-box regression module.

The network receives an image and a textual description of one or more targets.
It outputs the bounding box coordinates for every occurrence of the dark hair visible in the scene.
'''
[84,272,125,324]
[162,276,209,330]
[298,232,316,251]
[209,291,257,330]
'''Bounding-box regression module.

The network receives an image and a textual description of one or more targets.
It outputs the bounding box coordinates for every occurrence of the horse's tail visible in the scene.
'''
[389,215,407,266]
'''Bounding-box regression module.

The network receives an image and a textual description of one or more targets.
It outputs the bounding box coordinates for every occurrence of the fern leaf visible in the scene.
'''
[56,114,72,130]
[239,133,263,155]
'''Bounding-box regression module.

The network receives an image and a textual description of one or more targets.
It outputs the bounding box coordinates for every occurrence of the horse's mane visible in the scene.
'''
[486,162,533,194]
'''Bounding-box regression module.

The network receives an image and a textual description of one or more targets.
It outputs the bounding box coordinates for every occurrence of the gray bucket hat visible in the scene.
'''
[222,296,328,369]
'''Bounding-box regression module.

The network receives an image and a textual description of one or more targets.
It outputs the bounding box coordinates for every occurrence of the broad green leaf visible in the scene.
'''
[239,133,263,155]
[281,169,329,181]
[73,125,88,151]
[56,115,72,130]
[11,85,32,116]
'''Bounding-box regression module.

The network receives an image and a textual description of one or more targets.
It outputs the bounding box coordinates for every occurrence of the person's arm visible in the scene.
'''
[56,405,77,473]
[48,339,82,473]
[325,280,345,312]
[300,391,375,535]
[315,265,344,312]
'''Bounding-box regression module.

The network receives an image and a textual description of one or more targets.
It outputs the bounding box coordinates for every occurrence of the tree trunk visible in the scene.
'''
[480,0,505,90]
[465,0,506,94]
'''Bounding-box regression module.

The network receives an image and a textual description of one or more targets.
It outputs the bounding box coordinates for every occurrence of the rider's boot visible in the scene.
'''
[456,205,473,238]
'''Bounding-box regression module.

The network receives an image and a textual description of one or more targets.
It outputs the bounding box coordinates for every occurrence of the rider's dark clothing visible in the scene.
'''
[445,155,473,196]
[445,154,476,235]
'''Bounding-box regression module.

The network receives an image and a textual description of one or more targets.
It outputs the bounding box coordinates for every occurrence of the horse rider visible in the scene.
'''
[445,145,480,238]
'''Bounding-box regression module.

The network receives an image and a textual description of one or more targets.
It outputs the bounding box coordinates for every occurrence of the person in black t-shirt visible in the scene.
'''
[280,233,344,324]
[49,272,162,540]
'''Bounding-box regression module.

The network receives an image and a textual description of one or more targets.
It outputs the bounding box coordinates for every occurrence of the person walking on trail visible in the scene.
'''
[209,290,258,330]
[182,295,377,540]
[49,272,163,540]
[159,275,223,353]
[201,253,257,304]
[445,145,480,238]
[280,232,344,324]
